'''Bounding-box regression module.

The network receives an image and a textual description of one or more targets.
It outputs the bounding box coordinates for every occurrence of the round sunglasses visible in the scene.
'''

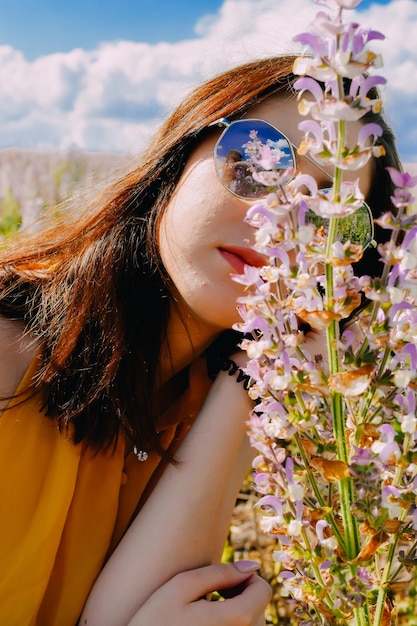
[211,117,376,250]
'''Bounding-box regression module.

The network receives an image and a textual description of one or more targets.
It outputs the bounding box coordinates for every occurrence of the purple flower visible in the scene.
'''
[355,75,386,111]
[316,520,338,551]
[230,1,417,619]
[356,567,374,590]
[294,76,324,104]
[350,446,374,466]
[256,495,286,533]
[371,425,401,465]
[386,167,417,189]
[357,122,383,148]
[381,485,402,518]
[391,188,416,209]
[391,343,417,372]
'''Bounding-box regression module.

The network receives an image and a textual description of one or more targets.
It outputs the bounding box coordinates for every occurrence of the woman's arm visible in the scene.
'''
[127,561,271,626]
[80,365,256,625]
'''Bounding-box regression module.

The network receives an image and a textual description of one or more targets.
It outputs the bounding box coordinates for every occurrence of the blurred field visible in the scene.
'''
[0,148,130,237]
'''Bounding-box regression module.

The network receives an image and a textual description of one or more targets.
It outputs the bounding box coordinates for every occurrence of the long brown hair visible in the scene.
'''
[0,55,402,453]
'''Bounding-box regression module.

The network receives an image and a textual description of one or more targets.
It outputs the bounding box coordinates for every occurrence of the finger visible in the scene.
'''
[218,581,247,600]
[210,573,272,624]
[218,560,264,598]
[170,561,262,603]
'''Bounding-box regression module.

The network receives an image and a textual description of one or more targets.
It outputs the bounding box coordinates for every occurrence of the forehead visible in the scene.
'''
[244,96,304,145]
[245,95,363,148]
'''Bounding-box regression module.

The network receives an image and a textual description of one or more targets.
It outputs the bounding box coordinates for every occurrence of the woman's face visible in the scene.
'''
[159,95,372,337]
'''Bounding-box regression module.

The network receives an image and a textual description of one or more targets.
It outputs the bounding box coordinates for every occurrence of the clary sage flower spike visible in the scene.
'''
[232,1,417,624]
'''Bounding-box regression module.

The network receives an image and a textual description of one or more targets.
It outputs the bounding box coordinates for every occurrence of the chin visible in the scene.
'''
[211,312,242,332]
[194,308,240,333]
[185,286,245,332]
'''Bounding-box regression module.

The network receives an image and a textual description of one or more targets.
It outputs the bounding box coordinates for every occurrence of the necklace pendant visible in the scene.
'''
[133,446,149,462]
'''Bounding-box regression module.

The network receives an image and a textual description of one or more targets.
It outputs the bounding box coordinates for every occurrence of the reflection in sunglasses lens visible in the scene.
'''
[214,120,295,199]
[305,204,373,248]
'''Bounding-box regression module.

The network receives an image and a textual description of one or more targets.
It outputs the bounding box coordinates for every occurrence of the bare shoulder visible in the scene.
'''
[0,315,39,401]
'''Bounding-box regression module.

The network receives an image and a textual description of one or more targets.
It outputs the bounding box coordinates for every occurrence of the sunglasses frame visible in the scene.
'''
[210,117,376,250]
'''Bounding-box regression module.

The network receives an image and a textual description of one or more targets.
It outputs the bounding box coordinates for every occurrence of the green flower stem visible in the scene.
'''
[326,266,364,624]
[326,260,361,562]
[325,115,367,625]
[373,434,412,626]
[294,431,346,552]
[334,407,360,557]
[353,604,371,626]
[375,345,392,382]
[299,526,344,618]
[372,516,403,626]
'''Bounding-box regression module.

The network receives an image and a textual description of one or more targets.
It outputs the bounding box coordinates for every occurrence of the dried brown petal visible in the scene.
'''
[313,603,337,621]
[352,530,388,563]
[373,334,390,348]
[295,308,341,330]
[382,519,403,534]
[308,507,332,522]
[380,600,393,626]
[329,247,364,266]
[358,423,381,447]
[294,382,327,395]
[335,291,362,316]
[360,520,378,536]
[328,364,375,397]
[310,457,350,482]
[387,579,414,594]
[301,439,318,456]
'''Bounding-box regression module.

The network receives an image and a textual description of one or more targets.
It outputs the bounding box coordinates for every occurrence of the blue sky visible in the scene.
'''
[0,0,395,59]
[0,0,415,162]
[0,1,225,59]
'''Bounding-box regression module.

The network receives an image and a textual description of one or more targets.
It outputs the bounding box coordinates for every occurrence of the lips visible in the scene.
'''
[218,246,266,273]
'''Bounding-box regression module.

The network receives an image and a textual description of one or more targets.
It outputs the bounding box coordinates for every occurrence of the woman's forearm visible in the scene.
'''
[80,368,254,625]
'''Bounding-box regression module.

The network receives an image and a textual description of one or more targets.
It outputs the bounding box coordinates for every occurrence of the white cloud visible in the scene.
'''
[0,0,415,161]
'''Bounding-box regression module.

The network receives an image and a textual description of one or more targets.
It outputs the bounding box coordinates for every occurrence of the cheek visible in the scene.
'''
[159,196,213,270]
[160,158,221,232]
[358,160,372,199]
[159,209,187,277]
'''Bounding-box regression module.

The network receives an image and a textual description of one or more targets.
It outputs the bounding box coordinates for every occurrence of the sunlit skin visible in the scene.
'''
[158,94,372,379]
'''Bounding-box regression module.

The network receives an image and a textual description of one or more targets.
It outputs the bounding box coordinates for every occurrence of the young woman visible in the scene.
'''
[0,55,402,625]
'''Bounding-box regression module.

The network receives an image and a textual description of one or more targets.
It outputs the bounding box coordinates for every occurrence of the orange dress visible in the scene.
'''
[0,353,212,625]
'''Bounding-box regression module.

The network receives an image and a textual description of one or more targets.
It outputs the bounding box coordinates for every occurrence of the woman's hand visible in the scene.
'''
[128,561,271,626]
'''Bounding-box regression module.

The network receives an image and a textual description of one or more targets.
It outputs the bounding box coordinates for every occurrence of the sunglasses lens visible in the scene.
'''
[305,202,374,249]
[214,120,295,199]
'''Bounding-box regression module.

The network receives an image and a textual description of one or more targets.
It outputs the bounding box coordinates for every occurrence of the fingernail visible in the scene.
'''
[234,559,261,573]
